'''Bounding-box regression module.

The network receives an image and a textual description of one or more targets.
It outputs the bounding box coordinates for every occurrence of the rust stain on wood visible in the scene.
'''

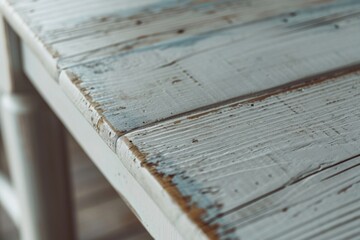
[123,136,221,240]
[66,71,124,136]
[44,43,60,59]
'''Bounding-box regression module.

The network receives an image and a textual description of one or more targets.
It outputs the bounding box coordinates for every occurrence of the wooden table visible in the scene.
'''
[1,0,360,239]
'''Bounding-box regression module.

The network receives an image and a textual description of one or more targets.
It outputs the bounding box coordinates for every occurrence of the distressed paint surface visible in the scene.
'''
[2,0,360,239]
[1,0,344,72]
[121,72,360,239]
[2,0,360,148]
[60,0,360,148]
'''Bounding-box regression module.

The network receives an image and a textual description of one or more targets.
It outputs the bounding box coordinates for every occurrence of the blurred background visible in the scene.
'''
[0,133,152,240]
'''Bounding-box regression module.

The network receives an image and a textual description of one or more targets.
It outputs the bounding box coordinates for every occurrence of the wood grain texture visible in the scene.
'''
[120,72,360,239]
[1,0,342,73]
[60,0,360,149]
[3,0,360,148]
[21,43,187,240]
[2,0,360,239]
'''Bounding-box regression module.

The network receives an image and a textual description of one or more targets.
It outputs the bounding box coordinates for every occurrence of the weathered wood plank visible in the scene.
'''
[21,43,185,240]
[60,1,360,149]
[3,0,360,150]
[2,0,360,239]
[119,72,360,239]
[1,0,345,74]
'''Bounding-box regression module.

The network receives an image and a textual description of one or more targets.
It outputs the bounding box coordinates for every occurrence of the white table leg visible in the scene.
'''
[0,16,75,240]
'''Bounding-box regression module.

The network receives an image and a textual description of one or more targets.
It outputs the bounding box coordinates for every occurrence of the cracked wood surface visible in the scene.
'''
[1,0,360,239]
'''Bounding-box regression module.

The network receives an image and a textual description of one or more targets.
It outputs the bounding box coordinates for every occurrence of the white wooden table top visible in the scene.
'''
[1,0,360,239]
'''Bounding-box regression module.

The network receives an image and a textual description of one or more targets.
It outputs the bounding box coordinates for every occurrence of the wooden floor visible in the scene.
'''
[0,133,153,240]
